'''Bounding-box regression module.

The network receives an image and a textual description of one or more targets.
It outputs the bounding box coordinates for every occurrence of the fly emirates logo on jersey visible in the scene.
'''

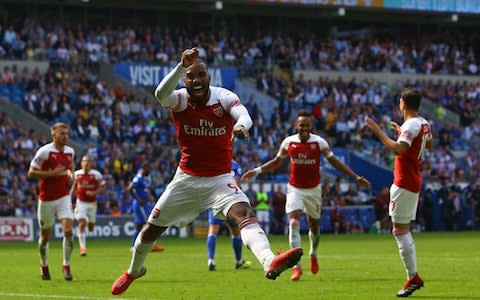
[183,119,227,136]
[79,180,96,189]
[292,153,316,165]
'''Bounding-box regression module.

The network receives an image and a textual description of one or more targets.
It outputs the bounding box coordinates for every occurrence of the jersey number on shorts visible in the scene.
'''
[227,183,239,194]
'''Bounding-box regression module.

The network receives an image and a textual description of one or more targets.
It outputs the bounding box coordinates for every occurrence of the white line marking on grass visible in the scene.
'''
[0,292,137,300]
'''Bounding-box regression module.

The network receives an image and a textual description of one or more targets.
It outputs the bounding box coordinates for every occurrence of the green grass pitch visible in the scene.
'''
[0,232,479,300]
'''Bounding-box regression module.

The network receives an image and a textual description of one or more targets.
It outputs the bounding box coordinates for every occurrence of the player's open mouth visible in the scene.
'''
[192,86,205,96]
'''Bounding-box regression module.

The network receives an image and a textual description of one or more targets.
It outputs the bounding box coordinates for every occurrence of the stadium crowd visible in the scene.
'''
[1,20,479,75]
[1,18,479,232]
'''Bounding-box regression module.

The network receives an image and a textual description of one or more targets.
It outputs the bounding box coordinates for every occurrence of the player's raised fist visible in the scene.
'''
[181,47,199,68]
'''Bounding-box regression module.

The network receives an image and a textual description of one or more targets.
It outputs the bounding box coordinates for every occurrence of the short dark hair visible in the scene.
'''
[400,87,422,111]
[297,109,311,118]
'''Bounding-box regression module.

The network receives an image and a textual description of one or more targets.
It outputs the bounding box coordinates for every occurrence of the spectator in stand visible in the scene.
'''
[0,188,14,216]
[253,182,271,236]
[270,184,287,235]
[374,187,391,234]
[330,202,346,235]
[421,188,434,232]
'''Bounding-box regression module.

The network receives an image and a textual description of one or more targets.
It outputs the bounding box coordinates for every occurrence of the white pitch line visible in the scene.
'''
[0,292,137,300]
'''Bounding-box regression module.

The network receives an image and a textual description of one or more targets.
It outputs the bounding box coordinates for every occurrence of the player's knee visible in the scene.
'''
[228,202,255,223]
[289,218,300,228]
[141,223,166,242]
[238,217,258,230]
[64,228,73,237]
[392,227,409,236]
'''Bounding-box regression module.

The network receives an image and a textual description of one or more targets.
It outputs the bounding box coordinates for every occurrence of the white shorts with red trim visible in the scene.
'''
[37,195,73,229]
[389,184,419,224]
[74,201,97,224]
[286,183,322,219]
[148,169,250,227]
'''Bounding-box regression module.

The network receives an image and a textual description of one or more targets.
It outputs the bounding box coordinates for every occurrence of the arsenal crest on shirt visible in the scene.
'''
[213,104,224,118]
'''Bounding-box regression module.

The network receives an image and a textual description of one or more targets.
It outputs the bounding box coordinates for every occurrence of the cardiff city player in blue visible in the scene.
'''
[207,160,251,270]
[128,163,164,252]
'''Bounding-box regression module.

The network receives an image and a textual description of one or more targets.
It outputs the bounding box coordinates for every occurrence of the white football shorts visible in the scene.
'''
[37,195,74,229]
[389,184,419,224]
[74,201,97,224]
[148,169,250,227]
[286,183,322,219]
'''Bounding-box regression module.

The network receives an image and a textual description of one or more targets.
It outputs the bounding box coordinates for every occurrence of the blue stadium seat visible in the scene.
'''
[0,84,11,98]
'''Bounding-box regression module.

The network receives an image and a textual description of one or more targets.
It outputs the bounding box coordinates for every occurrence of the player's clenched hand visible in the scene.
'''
[50,165,67,177]
[181,47,199,68]
[66,169,74,185]
[365,116,381,132]
[241,170,257,182]
[390,121,401,134]
[356,176,372,189]
[231,124,249,141]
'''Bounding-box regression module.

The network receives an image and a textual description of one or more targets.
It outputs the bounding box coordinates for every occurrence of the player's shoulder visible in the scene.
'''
[64,145,75,154]
[132,172,142,182]
[403,116,428,130]
[211,86,239,104]
[91,169,103,178]
[211,86,237,97]
[74,169,85,176]
[308,133,328,144]
[37,142,55,154]
[282,134,300,144]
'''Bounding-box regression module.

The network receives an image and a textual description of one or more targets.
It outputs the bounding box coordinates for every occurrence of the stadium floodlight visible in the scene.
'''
[451,13,458,22]
[215,1,223,10]
[338,7,346,16]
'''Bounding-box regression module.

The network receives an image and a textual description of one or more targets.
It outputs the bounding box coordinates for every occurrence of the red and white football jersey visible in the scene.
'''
[74,169,103,203]
[170,86,241,176]
[394,116,432,193]
[30,143,75,201]
[277,134,331,189]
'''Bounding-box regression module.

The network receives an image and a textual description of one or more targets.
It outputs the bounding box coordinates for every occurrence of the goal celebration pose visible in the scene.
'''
[111,47,302,295]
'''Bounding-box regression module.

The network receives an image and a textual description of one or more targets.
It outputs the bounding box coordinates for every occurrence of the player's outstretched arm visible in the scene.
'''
[154,48,199,108]
[241,156,285,182]
[365,116,407,155]
[326,156,371,189]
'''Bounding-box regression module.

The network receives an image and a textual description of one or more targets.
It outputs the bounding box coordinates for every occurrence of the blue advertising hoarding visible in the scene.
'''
[114,64,238,89]
[384,0,480,14]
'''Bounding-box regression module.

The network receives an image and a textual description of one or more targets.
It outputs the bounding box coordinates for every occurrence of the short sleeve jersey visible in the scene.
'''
[394,116,432,193]
[30,143,75,201]
[277,134,331,189]
[131,172,151,202]
[170,86,241,176]
[74,169,103,203]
